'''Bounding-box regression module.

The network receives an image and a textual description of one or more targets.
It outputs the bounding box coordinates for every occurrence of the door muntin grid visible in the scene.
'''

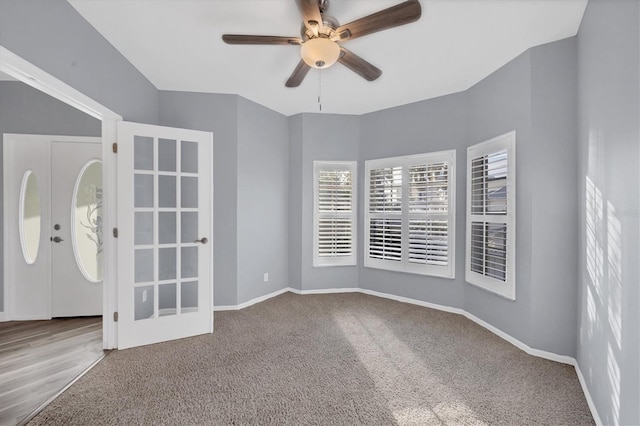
[133,136,200,320]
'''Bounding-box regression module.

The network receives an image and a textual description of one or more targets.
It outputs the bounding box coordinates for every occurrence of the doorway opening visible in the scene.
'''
[0,89,107,426]
[0,45,121,350]
[0,46,120,425]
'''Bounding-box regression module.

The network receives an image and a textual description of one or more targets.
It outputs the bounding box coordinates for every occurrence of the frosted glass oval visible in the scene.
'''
[72,160,103,282]
[20,171,41,264]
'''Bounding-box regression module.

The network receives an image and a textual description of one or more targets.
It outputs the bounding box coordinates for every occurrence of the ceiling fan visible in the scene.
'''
[222,0,422,87]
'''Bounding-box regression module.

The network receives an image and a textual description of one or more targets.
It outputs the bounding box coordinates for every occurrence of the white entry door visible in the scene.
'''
[116,122,213,350]
[4,135,102,320]
[51,141,103,317]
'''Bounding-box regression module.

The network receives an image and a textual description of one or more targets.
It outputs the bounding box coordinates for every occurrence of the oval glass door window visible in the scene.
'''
[20,171,41,264]
[72,160,103,282]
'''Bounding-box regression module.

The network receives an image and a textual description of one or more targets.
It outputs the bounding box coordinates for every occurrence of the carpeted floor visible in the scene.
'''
[29,292,594,425]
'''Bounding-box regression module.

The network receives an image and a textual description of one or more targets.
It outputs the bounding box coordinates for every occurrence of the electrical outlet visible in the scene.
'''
[263,272,269,282]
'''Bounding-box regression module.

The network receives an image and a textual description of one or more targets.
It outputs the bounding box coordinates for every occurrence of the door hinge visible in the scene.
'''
[112,142,118,153]
[113,227,118,238]
[113,311,118,322]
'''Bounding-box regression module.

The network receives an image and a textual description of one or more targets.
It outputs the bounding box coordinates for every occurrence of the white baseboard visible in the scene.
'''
[215,287,360,311]
[358,288,464,316]
[462,310,575,365]
[289,287,360,295]
[574,361,603,426]
[213,287,291,311]
[213,285,600,424]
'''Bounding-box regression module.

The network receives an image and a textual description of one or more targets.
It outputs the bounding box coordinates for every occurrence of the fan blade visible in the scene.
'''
[338,48,382,81]
[222,35,302,45]
[295,0,324,34]
[334,0,421,41]
[285,60,311,87]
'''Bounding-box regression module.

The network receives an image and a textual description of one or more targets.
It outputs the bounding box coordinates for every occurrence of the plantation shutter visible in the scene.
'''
[313,162,357,267]
[469,149,508,280]
[368,166,403,262]
[408,162,449,266]
[365,150,455,277]
[466,132,515,300]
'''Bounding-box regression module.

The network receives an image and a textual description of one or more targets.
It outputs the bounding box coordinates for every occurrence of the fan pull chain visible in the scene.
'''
[318,69,322,111]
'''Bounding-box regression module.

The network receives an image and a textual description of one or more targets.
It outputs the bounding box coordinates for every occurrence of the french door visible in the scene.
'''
[116,122,213,349]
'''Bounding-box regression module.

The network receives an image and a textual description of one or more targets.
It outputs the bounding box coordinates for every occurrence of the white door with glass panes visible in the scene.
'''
[117,122,213,350]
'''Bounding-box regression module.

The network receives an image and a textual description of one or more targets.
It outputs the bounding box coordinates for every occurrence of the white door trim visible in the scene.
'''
[0,45,122,349]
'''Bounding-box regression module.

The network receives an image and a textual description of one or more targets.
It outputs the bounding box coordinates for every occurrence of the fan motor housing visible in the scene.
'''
[300,14,340,41]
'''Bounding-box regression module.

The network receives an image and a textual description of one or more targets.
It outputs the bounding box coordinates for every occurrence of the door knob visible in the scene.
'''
[194,237,208,244]
[51,236,64,243]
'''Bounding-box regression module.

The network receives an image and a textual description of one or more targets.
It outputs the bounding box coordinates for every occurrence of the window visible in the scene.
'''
[73,160,103,283]
[466,131,516,299]
[313,161,357,267]
[365,150,456,278]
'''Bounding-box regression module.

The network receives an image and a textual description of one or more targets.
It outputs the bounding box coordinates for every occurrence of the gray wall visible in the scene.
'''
[529,38,579,356]
[288,115,303,291]
[0,82,102,137]
[289,113,360,291]
[237,97,289,303]
[0,0,159,124]
[467,39,581,356]
[359,93,467,308]
[158,91,238,306]
[465,48,534,346]
[0,81,101,313]
[576,1,640,424]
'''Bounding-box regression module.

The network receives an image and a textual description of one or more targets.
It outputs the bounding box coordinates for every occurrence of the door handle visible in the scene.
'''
[51,236,64,243]
[194,237,208,244]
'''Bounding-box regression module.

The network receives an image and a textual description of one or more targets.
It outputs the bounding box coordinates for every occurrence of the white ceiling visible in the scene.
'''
[68,0,587,116]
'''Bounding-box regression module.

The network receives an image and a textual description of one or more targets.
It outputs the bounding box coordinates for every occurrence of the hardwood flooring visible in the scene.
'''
[0,317,104,426]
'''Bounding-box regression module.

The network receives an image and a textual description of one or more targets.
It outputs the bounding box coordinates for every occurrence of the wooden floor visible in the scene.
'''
[0,317,104,426]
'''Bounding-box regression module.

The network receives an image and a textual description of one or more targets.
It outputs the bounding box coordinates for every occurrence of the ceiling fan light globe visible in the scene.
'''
[300,38,340,69]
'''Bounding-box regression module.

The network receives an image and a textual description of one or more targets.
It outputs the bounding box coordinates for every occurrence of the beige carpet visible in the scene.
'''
[29,292,593,425]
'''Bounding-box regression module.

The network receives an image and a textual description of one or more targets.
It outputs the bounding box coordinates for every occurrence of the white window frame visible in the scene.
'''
[465,131,516,300]
[364,150,456,278]
[313,161,357,267]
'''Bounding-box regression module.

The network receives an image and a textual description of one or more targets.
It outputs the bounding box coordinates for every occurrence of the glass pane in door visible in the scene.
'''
[159,212,176,244]
[181,281,198,313]
[159,283,177,317]
[135,212,154,245]
[134,285,154,320]
[181,141,198,173]
[181,177,198,208]
[181,212,197,243]
[158,139,176,172]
